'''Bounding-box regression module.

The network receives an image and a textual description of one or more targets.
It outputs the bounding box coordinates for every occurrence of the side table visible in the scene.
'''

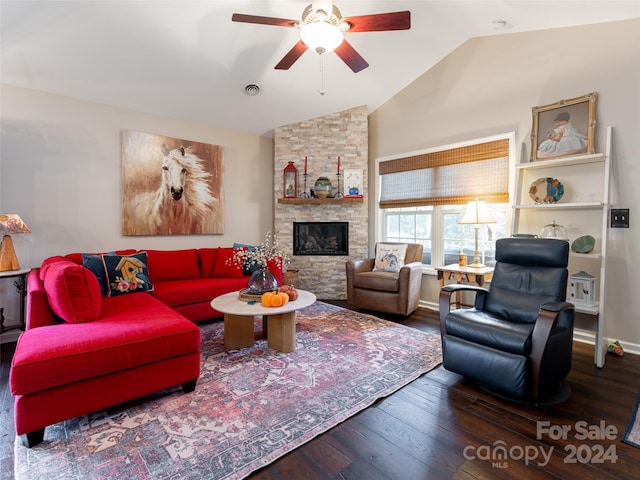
[435,264,494,308]
[0,268,30,333]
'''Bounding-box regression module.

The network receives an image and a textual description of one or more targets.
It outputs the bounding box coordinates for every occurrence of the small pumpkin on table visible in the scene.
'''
[260,286,299,307]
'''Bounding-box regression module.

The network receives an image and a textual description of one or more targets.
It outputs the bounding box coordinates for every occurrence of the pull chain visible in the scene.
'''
[318,55,325,96]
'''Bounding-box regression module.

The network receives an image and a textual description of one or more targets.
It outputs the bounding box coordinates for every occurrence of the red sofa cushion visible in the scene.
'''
[146,249,200,282]
[198,248,218,277]
[152,277,248,307]
[266,257,284,286]
[43,260,101,324]
[213,247,244,278]
[10,293,200,396]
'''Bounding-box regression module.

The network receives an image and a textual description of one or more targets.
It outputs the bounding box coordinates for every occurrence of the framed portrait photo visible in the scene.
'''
[530,92,597,161]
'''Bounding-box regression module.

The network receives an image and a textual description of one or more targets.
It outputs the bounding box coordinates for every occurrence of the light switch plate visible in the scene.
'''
[611,209,629,228]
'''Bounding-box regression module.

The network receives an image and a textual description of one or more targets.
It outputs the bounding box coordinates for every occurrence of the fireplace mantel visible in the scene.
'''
[277,197,363,205]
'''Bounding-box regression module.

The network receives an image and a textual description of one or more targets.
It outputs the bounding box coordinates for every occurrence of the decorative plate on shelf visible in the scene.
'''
[529,177,564,204]
[571,235,596,253]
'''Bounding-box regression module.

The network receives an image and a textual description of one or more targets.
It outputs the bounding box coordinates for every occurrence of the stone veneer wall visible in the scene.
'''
[274,105,369,299]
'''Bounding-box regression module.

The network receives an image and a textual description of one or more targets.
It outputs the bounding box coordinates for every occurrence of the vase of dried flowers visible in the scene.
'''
[230,232,290,293]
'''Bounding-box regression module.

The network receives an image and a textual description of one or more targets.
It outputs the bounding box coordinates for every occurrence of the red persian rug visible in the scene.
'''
[14,301,442,479]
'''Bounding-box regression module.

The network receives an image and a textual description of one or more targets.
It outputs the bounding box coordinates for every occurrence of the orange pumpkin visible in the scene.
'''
[279,285,299,301]
[261,290,289,307]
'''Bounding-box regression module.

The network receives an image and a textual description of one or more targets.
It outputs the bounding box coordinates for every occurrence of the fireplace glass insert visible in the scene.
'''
[293,222,348,256]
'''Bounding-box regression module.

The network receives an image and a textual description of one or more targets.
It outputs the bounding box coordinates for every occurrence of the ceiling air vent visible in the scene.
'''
[242,83,261,96]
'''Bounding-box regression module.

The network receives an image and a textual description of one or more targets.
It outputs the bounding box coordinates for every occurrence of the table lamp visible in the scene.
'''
[0,214,31,271]
[459,199,496,267]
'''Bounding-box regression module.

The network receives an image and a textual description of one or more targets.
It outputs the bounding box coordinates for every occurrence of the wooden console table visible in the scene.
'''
[436,264,494,308]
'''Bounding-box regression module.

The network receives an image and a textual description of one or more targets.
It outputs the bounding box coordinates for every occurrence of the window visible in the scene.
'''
[376,133,514,267]
[382,204,509,267]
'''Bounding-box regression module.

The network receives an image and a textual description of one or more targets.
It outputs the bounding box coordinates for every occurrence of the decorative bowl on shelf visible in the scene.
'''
[529,177,564,204]
[571,235,596,253]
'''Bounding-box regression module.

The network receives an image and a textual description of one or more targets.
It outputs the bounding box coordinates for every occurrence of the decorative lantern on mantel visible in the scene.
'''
[570,270,597,307]
[283,161,298,198]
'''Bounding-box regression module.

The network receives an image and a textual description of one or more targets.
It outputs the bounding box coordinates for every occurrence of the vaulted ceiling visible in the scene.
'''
[1,1,638,136]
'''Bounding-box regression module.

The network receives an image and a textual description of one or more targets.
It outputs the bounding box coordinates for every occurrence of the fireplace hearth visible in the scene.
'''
[293,222,348,256]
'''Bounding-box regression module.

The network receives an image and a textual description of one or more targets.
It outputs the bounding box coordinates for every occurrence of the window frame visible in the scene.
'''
[375,132,516,271]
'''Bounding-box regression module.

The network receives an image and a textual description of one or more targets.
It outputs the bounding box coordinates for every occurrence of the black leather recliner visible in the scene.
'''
[439,237,575,404]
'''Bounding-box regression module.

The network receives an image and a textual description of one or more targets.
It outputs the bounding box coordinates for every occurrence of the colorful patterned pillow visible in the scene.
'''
[373,243,408,273]
[102,252,154,296]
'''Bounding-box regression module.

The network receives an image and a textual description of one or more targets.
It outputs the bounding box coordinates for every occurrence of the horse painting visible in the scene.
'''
[122,131,223,235]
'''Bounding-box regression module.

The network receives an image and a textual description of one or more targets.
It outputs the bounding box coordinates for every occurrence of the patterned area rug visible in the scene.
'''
[623,389,640,448]
[14,301,442,479]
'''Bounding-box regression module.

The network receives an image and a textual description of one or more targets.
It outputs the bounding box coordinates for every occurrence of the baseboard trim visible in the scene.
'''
[573,328,640,357]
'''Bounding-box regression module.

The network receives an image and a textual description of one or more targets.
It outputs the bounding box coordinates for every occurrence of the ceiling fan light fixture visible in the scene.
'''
[300,22,344,54]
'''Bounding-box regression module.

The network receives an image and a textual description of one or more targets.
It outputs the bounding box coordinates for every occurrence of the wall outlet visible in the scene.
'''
[611,209,629,228]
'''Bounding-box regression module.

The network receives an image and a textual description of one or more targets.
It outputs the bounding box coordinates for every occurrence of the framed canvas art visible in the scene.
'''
[121,130,224,235]
[530,92,597,161]
[344,169,363,197]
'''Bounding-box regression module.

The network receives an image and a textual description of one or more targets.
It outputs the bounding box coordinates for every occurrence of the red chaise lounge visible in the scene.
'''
[10,247,281,447]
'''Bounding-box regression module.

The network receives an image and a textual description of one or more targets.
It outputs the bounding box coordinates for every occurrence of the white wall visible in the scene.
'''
[0,84,274,333]
[369,19,640,351]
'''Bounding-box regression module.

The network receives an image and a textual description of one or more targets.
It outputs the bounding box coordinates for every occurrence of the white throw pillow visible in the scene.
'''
[373,243,408,273]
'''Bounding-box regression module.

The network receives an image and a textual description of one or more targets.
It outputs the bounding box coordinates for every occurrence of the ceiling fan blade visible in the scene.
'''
[334,40,369,73]
[343,11,411,32]
[232,13,298,28]
[275,40,309,70]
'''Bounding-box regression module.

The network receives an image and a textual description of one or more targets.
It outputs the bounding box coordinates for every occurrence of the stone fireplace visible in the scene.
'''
[274,105,369,299]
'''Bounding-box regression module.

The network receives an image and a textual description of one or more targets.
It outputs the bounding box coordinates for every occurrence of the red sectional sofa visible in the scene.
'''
[10,247,281,447]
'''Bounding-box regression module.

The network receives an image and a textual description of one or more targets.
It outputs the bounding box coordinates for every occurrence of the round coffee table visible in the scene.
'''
[210,289,316,353]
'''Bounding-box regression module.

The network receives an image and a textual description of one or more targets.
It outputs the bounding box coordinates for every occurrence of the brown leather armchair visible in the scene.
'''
[346,243,424,316]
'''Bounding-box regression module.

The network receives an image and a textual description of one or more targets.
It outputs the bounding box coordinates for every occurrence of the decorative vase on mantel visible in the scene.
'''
[246,267,279,295]
[314,177,332,198]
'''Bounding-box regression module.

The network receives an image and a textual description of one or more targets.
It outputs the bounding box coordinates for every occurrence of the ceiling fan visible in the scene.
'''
[232,1,411,73]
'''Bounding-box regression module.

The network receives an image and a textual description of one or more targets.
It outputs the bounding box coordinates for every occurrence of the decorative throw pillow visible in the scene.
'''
[39,256,68,282]
[212,247,244,278]
[233,242,261,275]
[373,243,408,273]
[82,252,115,296]
[102,251,154,296]
[43,260,101,323]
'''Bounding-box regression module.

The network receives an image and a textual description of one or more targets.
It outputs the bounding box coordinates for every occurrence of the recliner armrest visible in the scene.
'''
[441,284,488,294]
[529,301,575,397]
[539,300,575,313]
[438,284,490,334]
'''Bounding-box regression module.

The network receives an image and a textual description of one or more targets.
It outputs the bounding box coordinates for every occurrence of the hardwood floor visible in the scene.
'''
[2,302,639,479]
